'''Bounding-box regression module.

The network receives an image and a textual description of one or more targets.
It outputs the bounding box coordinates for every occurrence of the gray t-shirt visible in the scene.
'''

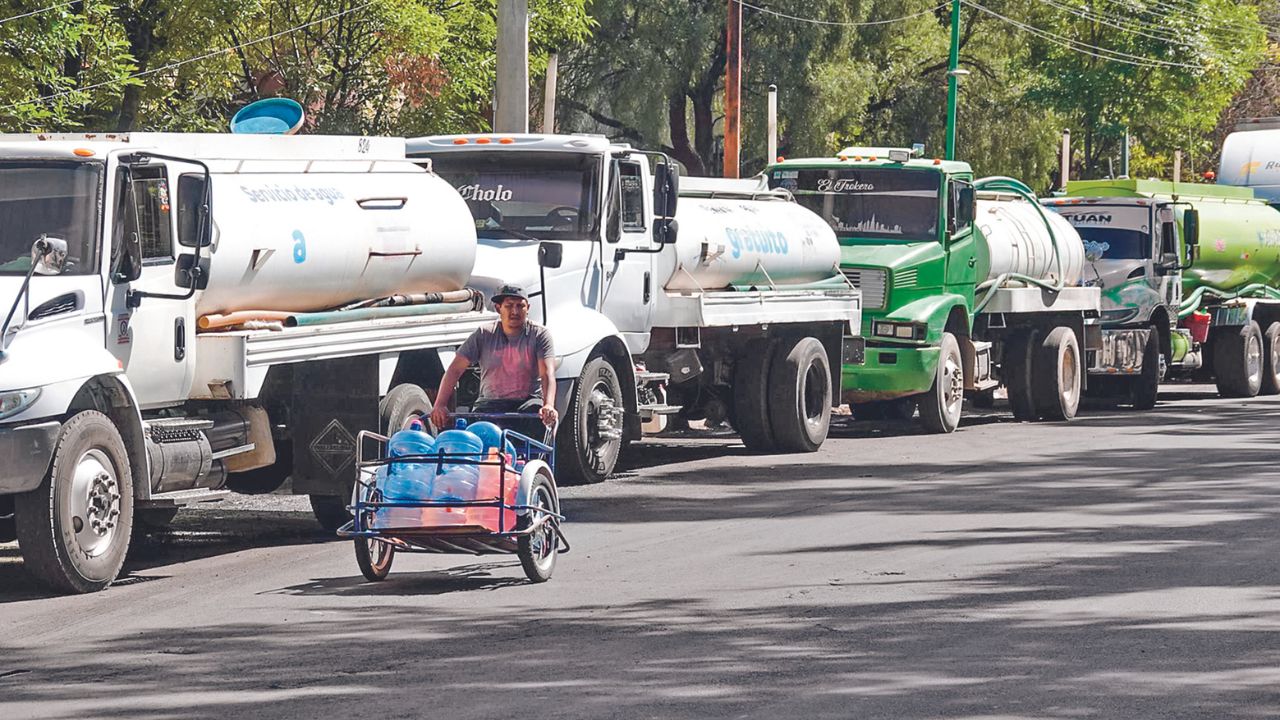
[457,321,555,401]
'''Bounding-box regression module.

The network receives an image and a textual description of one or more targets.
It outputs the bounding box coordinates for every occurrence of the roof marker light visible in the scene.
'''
[452,138,468,145]
[933,158,942,165]
[776,156,785,162]
[476,137,492,144]
[838,155,848,161]
[73,148,95,157]
[869,156,877,162]
[499,137,515,144]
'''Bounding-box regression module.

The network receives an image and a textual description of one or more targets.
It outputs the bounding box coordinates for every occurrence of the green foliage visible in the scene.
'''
[0,0,590,134]
[1022,0,1268,178]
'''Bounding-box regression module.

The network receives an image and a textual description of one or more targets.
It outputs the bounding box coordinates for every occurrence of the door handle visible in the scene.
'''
[174,317,186,362]
[968,256,976,268]
[643,271,651,304]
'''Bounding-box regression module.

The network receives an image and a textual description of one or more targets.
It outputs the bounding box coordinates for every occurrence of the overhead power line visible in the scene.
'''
[1028,0,1209,45]
[0,1,78,26]
[2,1,375,113]
[739,0,949,28]
[962,0,1210,70]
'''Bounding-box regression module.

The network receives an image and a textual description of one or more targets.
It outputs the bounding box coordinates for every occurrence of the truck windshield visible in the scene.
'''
[769,167,940,242]
[1049,205,1150,260]
[0,161,102,275]
[429,151,601,240]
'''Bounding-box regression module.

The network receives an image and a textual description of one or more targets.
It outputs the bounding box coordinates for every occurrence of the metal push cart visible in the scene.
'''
[337,414,569,583]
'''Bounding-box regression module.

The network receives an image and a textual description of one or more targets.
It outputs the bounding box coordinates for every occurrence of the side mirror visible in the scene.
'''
[656,218,679,246]
[1183,208,1199,247]
[31,235,68,276]
[538,241,563,269]
[175,253,210,290]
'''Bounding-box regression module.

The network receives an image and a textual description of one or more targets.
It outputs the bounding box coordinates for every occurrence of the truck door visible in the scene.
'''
[106,160,201,408]
[944,178,979,295]
[1155,205,1183,309]
[599,157,656,352]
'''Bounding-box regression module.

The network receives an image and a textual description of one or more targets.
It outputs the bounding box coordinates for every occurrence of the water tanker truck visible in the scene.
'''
[1217,117,1280,210]
[407,134,863,483]
[0,133,495,592]
[1046,179,1280,399]
[766,148,1100,432]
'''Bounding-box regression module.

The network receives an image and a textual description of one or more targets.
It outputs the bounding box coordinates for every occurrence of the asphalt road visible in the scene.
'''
[3,385,1279,719]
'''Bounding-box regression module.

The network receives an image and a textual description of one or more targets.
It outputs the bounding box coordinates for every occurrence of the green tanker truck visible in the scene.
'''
[1045,179,1280,399]
[767,149,1100,433]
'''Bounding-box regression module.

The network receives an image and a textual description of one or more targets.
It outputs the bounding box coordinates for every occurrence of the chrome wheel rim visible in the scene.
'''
[942,353,964,420]
[67,448,121,558]
[1247,333,1263,387]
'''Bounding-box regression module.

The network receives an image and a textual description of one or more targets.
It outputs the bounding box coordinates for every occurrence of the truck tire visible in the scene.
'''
[380,383,433,433]
[1004,329,1040,421]
[557,356,625,485]
[14,410,133,594]
[1033,327,1082,421]
[919,332,964,434]
[1128,328,1161,410]
[1214,321,1264,398]
[1260,322,1280,396]
[733,339,778,452]
[767,337,832,452]
[309,383,433,533]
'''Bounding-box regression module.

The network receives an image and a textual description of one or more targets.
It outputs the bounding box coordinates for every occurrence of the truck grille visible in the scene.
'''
[841,267,887,309]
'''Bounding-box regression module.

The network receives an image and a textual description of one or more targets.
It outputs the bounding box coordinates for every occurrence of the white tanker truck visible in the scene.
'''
[407,134,864,484]
[0,133,495,592]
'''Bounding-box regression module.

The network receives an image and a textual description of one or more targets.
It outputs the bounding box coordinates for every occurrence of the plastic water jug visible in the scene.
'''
[470,448,519,531]
[383,429,435,500]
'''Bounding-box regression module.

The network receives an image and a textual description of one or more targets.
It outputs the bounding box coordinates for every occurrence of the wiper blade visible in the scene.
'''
[477,223,540,242]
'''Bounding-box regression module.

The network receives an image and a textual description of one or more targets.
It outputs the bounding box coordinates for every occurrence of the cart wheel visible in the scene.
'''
[354,538,394,581]
[517,473,558,583]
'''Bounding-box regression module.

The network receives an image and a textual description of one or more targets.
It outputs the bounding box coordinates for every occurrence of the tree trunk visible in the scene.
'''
[667,92,704,175]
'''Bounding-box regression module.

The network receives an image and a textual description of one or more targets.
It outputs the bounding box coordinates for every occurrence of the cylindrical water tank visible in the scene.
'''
[196,166,476,315]
[661,183,842,291]
[977,194,1084,286]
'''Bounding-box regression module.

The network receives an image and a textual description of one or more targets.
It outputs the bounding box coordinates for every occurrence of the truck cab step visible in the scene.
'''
[140,488,230,509]
[635,370,670,384]
[639,404,683,415]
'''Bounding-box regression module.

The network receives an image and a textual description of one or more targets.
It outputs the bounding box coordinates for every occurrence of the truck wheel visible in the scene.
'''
[557,356,624,485]
[1129,328,1161,410]
[1214,321,1264,398]
[1260,322,1280,396]
[380,383,432,433]
[732,339,778,452]
[767,337,832,452]
[1004,329,1040,421]
[1033,327,1082,421]
[919,332,964,433]
[14,410,133,594]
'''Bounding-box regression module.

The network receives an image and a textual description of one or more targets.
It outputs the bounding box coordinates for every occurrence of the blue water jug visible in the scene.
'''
[467,421,517,462]
[383,429,435,500]
[431,428,483,501]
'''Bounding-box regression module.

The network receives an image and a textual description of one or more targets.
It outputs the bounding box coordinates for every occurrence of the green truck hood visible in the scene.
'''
[840,240,943,273]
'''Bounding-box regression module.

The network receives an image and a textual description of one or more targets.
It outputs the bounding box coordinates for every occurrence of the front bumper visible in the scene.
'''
[0,420,60,494]
[841,343,940,403]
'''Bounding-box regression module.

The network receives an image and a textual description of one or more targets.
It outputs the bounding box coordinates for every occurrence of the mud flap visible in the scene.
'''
[289,356,378,496]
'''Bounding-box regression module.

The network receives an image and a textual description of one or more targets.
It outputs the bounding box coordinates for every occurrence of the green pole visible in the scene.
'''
[944,0,961,161]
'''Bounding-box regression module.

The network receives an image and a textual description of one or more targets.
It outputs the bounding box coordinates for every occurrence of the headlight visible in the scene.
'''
[0,388,41,420]
[872,320,926,341]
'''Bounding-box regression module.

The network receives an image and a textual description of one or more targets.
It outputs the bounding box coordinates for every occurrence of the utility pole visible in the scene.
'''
[542,52,559,133]
[724,0,742,178]
[495,0,529,133]
[944,0,962,161]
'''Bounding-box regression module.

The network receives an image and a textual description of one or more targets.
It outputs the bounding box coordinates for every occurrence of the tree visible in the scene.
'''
[1021,0,1267,178]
